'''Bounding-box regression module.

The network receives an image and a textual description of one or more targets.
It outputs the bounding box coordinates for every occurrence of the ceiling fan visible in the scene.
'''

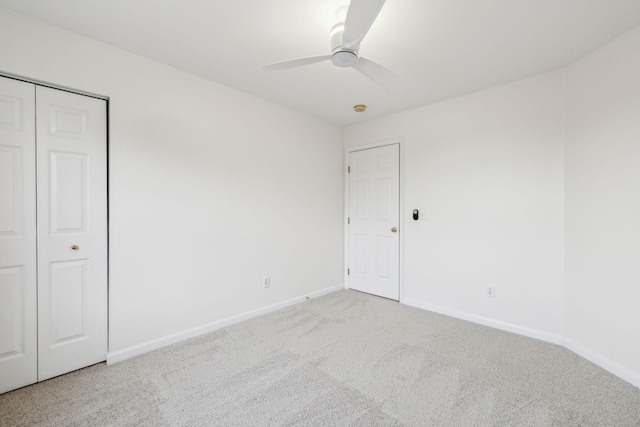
[263,0,398,89]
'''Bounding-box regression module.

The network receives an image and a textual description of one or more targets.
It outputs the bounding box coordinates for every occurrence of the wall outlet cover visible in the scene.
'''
[486,285,496,298]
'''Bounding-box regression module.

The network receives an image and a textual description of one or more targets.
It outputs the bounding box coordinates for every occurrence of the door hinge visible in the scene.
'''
[347,268,350,275]
[348,217,350,224]
[348,166,350,173]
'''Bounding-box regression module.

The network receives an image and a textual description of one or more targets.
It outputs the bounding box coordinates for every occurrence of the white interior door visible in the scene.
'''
[0,77,38,393]
[36,86,108,381]
[348,144,400,300]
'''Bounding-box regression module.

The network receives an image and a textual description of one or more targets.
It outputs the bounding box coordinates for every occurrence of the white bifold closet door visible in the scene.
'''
[35,86,108,382]
[0,77,107,394]
[0,77,38,394]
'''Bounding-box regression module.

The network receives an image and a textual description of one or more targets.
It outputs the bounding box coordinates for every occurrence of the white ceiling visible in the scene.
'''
[2,0,640,126]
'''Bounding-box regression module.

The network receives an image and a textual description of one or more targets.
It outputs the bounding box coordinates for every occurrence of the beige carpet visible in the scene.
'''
[1,289,639,426]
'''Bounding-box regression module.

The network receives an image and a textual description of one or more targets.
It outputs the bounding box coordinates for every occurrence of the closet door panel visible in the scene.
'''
[36,86,107,381]
[0,77,37,394]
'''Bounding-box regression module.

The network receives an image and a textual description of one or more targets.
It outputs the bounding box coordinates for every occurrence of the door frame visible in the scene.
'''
[0,70,107,100]
[344,138,405,303]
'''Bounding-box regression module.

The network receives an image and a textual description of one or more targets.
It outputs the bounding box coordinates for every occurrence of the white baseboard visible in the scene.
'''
[403,298,639,389]
[403,298,563,345]
[107,284,343,364]
[563,337,640,388]
[107,288,639,390]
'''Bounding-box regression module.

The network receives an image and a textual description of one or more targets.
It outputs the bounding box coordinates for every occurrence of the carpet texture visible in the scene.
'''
[1,290,639,426]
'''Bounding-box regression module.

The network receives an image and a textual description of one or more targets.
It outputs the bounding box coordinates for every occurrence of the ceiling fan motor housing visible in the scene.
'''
[332,50,358,67]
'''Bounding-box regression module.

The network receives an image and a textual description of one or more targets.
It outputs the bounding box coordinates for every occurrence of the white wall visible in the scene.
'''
[345,72,565,341]
[345,25,640,387]
[0,8,344,358]
[563,26,640,381]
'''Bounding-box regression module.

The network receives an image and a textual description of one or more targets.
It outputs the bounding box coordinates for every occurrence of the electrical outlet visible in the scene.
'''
[486,285,496,298]
[263,276,270,289]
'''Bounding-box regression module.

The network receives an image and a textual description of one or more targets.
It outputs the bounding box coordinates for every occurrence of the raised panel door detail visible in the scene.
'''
[49,106,87,139]
[355,157,369,174]
[50,152,87,233]
[0,267,24,359]
[354,235,369,275]
[377,152,392,171]
[376,177,391,220]
[50,260,88,347]
[0,95,22,131]
[375,236,391,279]
[355,179,369,220]
[0,147,22,234]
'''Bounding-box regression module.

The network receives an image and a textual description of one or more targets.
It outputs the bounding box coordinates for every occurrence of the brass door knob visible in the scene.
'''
[71,245,79,250]
[391,227,398,233]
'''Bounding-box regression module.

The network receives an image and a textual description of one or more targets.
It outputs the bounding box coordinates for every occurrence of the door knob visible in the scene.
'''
[71,245,79,250]
[391,227,398,233]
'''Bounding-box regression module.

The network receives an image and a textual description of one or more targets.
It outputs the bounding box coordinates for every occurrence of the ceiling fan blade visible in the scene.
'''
[342,0,386,49]
[353,57,400,90]
[263,55,332,71]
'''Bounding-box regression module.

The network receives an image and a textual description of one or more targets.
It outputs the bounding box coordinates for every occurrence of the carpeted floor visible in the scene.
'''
[1,289,639,426]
